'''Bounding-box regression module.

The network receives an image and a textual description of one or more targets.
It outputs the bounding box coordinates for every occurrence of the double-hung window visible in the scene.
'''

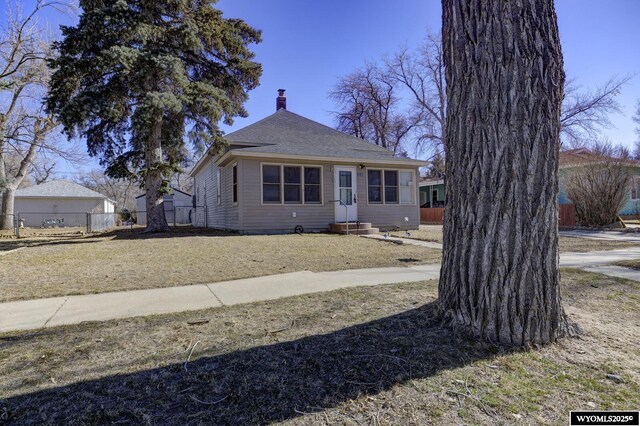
[367,170,382,203]
[232,164,238,204]
[384,171,399,204]
[304,167,321,203]
[262,165,281,203]
[399,171,414,204]
[284,166,302,203]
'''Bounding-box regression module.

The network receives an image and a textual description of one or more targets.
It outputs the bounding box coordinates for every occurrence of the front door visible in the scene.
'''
[334,166,358,222]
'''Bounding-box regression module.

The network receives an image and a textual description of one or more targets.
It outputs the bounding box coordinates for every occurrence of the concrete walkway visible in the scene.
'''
[560,229,640,242]
[0,264,442,333]
[4,246,640,334]
[362,234,443,249]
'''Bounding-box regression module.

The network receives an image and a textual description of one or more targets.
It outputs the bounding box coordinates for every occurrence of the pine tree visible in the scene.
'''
[47,0,262,231]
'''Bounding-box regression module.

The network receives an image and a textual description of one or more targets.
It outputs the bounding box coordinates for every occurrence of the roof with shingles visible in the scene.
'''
[15,180,111,200]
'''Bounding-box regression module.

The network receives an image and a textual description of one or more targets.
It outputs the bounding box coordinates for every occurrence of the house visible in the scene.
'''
[135,187,193,225]
[418,149,640,217]
[559,148,640,216]
[13,180,116,227]
[189,90,427,234]
[419,177,445,208]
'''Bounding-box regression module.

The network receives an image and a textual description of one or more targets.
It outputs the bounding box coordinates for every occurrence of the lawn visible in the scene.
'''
[0,269,638,424]
[393,225,640,252]
[0,228,441,302]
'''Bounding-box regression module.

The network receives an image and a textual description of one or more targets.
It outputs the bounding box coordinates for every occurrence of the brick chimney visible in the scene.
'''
[276,89,286,111]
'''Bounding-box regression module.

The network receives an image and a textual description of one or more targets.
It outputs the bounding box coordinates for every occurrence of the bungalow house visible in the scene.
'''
[189,91,427,234]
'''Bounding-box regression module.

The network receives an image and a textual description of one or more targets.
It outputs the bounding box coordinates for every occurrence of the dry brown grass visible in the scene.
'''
[393,225,639,252]
[0,270,638,424]
[0,228,441,302]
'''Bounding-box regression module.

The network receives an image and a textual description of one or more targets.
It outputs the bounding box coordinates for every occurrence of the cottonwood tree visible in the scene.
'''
[439,0,576,346]
[561,75,633,148]
[77,170,137,211]
[0,0,72,230]
[330,64,420,155]
[564,144,633,227]
[47,0,262,232]
[387,33,446,160]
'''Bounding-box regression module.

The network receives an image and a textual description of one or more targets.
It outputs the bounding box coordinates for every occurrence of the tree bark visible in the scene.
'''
[1,187,16,229]
[439,0,576,346]
[144,119,169,232]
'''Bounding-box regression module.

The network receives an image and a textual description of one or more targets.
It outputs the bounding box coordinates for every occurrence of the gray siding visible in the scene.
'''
[356,167,420,230]
[239,158,335,232]
[193,158,239,230]
[195,156,420,233]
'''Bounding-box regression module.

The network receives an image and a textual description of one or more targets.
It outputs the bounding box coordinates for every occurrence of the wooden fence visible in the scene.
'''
[420,204,577,227]
[558,203,577,227]
[420,207,445,224]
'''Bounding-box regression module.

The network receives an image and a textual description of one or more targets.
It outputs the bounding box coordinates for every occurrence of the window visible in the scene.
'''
[368,170,382,203]
[399,171,413,204]
[284,166,302,203]
[304,167,321,203]
[368,169,414,204]
[632,178,640,200]
[262,165,281,203]
[216,169,221,205]
[384,170,399,204]
[262,164,323,204]
[232,164,238,204]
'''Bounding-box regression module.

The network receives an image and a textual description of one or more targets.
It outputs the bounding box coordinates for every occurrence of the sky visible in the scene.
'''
[3,0,640,179]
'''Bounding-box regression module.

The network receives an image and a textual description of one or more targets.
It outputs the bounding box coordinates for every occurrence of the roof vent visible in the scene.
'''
[276,89,286,111]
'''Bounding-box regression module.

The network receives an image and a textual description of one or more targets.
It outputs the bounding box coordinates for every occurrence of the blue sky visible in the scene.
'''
[4,0,640,177]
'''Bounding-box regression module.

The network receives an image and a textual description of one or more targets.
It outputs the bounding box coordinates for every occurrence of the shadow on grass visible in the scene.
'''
[1,302,508,425]
[0,237,102,253]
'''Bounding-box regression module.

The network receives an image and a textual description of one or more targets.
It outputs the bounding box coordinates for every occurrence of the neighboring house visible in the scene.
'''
[419,177,445,208]
[189,91,426,233]
[14,180,116,227]
[558,148,640,216]
[135,187,193,226]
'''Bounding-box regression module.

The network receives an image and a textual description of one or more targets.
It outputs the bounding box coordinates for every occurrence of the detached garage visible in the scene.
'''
[135,187,193,226]
[14,180,116,227]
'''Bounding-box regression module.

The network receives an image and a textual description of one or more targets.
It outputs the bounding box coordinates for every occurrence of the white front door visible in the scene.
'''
[334,166,358,222]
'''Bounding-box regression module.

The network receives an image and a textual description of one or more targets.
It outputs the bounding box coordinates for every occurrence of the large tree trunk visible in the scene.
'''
[1,187,16,230]
[439,0,576,347]
[144,119,169,233]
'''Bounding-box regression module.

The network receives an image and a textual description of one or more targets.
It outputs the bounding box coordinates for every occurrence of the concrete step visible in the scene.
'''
[329,222,372,233]
[329,223,379,235]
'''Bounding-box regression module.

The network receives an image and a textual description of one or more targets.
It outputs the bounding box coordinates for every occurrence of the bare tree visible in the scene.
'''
[330,63,420,155]
[76,170,137,211]
[440,0,575,346]
[387,33,446,160]
[561,75,634,148]
[564,143,634,227]
[633,100,640,158]
[0,0,77,229]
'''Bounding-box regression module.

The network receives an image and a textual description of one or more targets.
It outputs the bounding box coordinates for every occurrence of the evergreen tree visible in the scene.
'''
[47,0,262,231]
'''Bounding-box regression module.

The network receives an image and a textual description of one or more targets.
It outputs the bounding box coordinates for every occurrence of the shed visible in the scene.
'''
[135,187,193,225]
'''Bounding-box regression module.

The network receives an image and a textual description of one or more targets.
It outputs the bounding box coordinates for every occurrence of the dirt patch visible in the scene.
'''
[0,270,638,424]
[0,229,441,302]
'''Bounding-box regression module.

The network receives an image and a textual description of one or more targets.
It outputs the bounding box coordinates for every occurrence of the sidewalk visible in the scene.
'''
[4,247,640,334]
[0,264,441,333]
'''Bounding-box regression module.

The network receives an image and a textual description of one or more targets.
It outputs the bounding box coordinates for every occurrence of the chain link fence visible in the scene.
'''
[1,211,118,237]
[133,205,207,228]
